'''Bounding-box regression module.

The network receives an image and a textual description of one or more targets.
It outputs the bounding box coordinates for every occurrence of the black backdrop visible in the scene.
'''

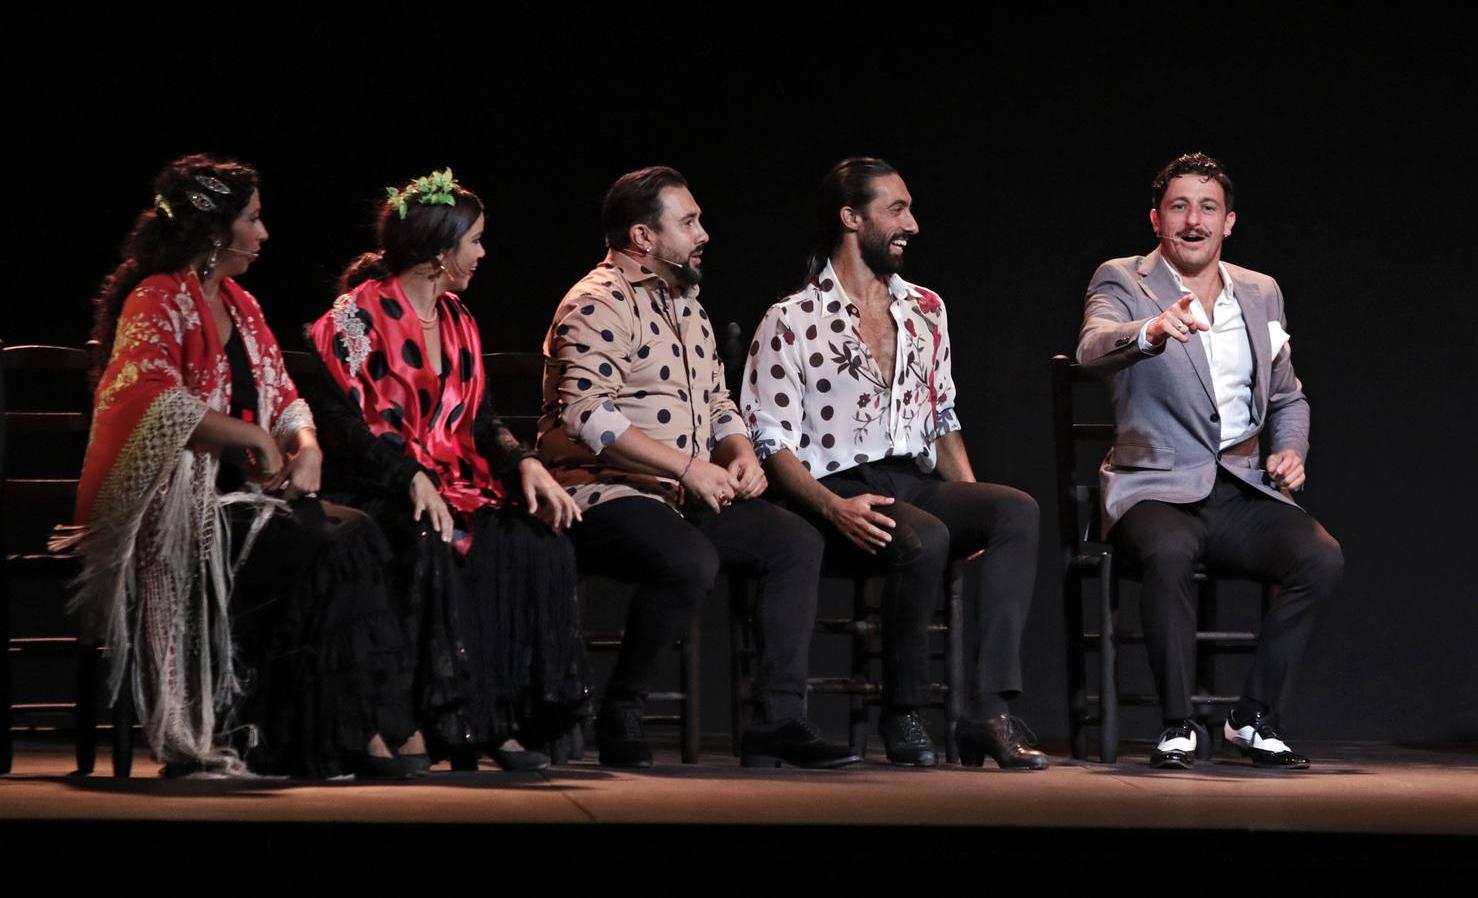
[6,9,1474,742]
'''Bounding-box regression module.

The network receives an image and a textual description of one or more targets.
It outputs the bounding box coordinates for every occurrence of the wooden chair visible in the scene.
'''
[1051,354,1270,763]
[1,341,134,776]
[728,562,966,762]
[485,350,701,762]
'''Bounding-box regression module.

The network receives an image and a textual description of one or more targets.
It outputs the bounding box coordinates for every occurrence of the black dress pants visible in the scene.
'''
[568,496,824,723]
[1112,468,1344,722]
[809,459,1040,716]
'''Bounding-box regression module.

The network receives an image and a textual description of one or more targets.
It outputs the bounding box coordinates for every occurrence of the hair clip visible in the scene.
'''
[194,174,231,195]
[186,191,217,212]
[154,194,175,220]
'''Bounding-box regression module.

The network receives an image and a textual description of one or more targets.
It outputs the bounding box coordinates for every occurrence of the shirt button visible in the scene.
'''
[1210,412,1220,422]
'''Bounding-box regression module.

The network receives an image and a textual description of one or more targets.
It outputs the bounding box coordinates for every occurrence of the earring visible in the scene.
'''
[428,259,446,282]
[202,239,222,279]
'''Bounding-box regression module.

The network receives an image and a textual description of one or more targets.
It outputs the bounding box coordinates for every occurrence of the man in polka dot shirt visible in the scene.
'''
[539,166,858,770]
[743,158,1047,770]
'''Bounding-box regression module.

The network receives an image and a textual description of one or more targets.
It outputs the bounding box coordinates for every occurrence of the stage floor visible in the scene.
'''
[4,740,1477,880]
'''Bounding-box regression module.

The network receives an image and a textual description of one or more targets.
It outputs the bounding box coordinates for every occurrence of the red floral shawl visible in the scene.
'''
[66,270,311,769]
[310,277,503,539]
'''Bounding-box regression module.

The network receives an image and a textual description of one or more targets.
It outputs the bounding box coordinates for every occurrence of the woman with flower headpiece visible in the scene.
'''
[304,169,586,770]
[65,154,424,778]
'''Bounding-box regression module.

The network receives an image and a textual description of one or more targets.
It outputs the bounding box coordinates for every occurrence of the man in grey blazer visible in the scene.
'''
[1077,153,1343,769]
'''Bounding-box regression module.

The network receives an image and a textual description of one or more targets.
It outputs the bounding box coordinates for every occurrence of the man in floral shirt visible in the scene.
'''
[541,166,858,770]
[743,158,1046,770]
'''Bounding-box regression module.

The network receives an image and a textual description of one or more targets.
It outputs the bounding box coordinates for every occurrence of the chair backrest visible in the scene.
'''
[1,342,101,552]
[483,351,546,445]
[719,320,747,396]
[280,348,318,389]
[1050,354,1118,553]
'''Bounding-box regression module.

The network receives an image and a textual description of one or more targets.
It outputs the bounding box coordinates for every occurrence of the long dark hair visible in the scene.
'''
[339,174,484,293]
[90,154,259,365]
[800,156,898,288]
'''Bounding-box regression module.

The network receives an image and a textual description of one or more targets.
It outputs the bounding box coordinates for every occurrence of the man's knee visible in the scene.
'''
[1293,532,1344,595]
[995,487,1040,542]
[888,515,951,574]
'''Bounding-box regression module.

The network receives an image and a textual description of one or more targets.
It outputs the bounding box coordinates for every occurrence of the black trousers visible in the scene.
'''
[1113,468,1344,722]
[807,459,1040,717]
[568,496,823,723]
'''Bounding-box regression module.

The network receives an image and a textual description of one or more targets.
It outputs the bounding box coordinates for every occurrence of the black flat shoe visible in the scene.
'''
[878,711,937,767]
[353,754,420,781]
[490,746,551,771]
[740,718,861,769]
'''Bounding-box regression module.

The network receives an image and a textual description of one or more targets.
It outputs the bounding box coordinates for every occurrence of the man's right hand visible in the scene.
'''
[1145,294,1209,346]
[679,458,742,513]
[825,493,896,555]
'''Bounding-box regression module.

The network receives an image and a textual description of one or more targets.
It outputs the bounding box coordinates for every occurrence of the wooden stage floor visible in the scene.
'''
[4,739,1478,881]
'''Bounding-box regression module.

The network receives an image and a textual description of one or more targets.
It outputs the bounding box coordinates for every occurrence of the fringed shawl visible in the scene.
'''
[60,270,313,771]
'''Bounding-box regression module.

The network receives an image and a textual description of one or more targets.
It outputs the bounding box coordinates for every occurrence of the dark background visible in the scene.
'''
[6,9,1474,743]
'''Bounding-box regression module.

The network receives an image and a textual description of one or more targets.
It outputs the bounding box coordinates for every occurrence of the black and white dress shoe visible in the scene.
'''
[1223,710,1310,769]
[1149,721,1197,769]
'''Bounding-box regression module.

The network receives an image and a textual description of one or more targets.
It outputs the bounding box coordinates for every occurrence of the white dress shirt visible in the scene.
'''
[1138,260,1255,449]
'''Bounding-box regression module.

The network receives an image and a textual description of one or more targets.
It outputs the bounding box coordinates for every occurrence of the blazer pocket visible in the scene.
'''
[1109,442,1175,471]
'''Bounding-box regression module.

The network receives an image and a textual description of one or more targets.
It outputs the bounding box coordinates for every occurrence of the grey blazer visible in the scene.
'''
[1075,248,1310,533]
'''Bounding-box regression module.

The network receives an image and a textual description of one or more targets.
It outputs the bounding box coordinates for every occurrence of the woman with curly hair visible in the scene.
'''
[66,154,424,778]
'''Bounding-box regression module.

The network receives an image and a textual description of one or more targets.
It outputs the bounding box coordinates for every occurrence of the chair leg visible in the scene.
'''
[1063,566,1088,760]
[74,643,98,776]
[944,562,965,765]
[111,653,133,778]
[1099,555,1118,764]
[0,582,12,775]
[680,613,700,764]
[728,576,753,756]
[848,578,872,758]
[1195,579,1218,721]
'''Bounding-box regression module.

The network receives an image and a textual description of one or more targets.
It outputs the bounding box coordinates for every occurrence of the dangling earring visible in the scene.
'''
[202,239,222,279]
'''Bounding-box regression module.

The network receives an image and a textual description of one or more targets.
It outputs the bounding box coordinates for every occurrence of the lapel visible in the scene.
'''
[1136,249,1215,407]
[1226,265,1270,424]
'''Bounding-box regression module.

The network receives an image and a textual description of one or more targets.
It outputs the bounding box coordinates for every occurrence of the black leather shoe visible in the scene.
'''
[740,718,861,769]
[1224,709,1309,769]
[596,706,653,769]
[958,715,1050,770]
[490,744,551,771]
[1149,720,1197,769]
[353,753,421,780]
[878,711,938,767]
[399,753,432,778]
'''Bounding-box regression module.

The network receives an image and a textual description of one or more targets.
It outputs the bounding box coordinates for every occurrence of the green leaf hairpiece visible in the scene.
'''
[385,167,460,219]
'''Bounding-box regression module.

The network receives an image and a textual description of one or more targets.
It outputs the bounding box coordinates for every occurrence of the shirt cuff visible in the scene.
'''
[711,408,748,446]
[570,399,633,455]
[936,406,962,438]
[1136,321,1156,352]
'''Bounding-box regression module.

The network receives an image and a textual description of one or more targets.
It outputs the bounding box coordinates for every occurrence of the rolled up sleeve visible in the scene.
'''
[930,303,962,438]
[740,304,805,462]
[550,293,636,454]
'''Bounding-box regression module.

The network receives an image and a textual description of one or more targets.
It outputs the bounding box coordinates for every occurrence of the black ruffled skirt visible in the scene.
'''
[227,499,418,777]
[371,501,588,754]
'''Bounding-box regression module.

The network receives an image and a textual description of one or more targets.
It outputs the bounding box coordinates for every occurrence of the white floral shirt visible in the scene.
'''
[741,259,961,477]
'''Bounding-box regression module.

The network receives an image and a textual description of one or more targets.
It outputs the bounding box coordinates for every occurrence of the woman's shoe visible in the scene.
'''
[489,740,551,771]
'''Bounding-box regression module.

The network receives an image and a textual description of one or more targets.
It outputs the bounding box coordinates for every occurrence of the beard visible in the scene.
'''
[654,241,704,286]
[859,222,905,275]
